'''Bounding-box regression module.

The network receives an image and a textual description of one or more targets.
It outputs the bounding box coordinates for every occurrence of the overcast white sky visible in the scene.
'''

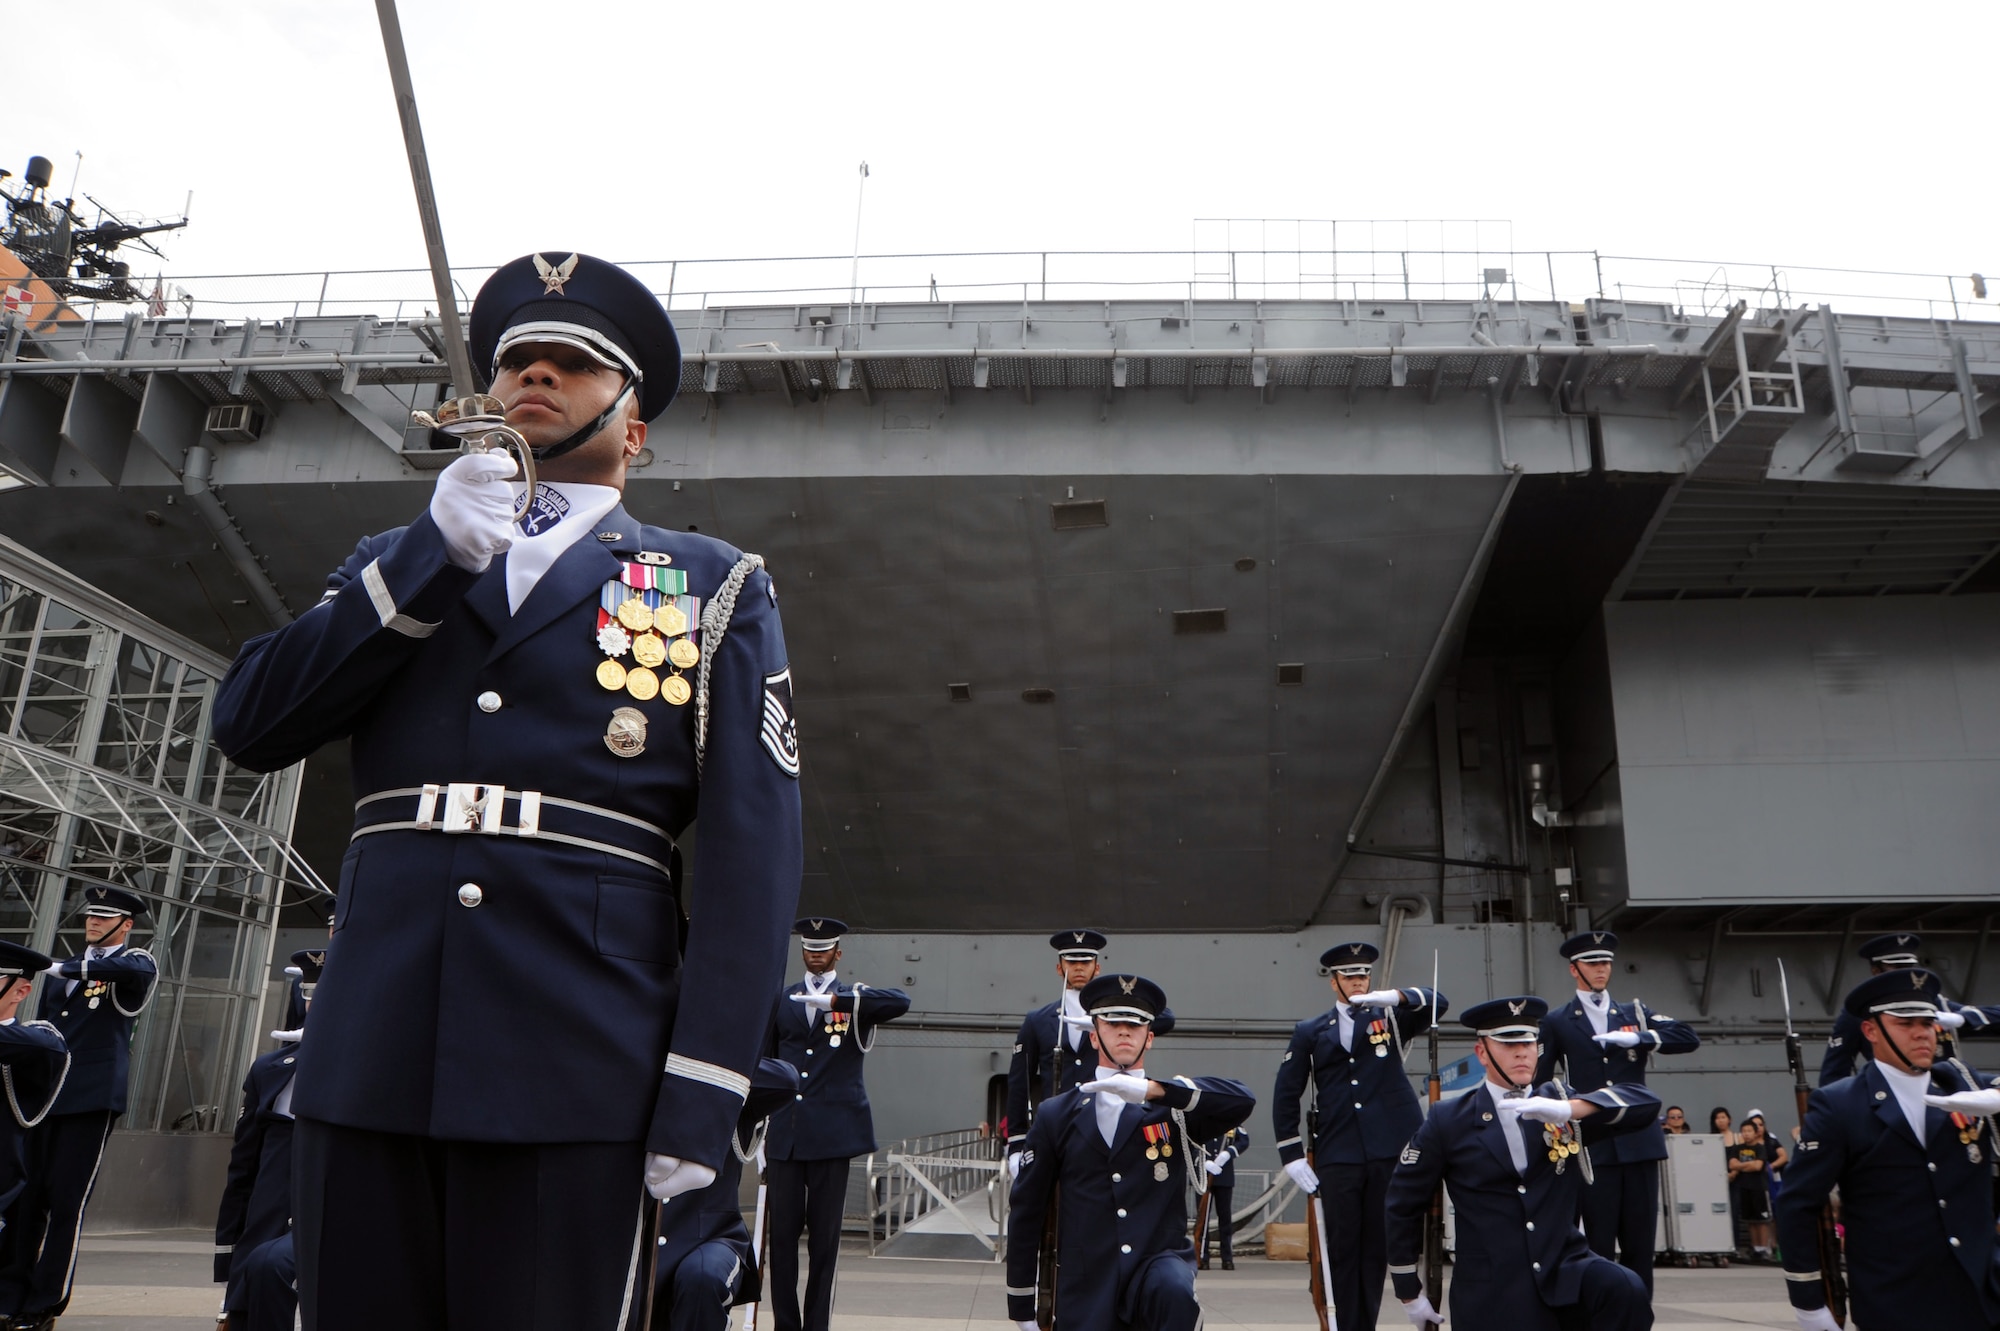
[6,0,1993,305]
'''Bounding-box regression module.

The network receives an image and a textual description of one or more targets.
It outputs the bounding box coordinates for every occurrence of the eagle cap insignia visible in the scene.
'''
[1118,976,1137,995]
[1508,999,1527,1016]
[1348,945,1363,956]
[532,252,580,295]
[1592,932,1606,945]
[1914,972,1928,989]
[810,919,824,932]
[1074,932,1086,943]
[306,951,325,968]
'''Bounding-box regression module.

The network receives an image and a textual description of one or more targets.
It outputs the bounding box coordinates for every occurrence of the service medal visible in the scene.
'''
[626,667,660,701]
[1548,1149,1561,1162]
[1161,1143,1173,1158]
[617,597,654,632]
[1146,1146,1159,1160]
[668,638,700,670]
[632,633,667,668]
[597,659,628,691]
[662,674,692,706]
[1154,1160,1170,1182]
[656,602,689,637]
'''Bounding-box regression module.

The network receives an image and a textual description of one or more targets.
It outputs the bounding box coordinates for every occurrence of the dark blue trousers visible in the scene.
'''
[227,1234,297,1331]
[1579,1159,1660,1294]
[1315,1158,1393,1331]
[767,1156,847,1331]
[292,1118,650,1331]
[0,1108,115,1317]
[1554,1255,1651,1331]
[657,1241,740,1331]
[1121,1251,1200,1331]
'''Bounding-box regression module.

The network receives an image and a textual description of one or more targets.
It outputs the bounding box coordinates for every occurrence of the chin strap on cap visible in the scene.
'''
[531,377,636,464]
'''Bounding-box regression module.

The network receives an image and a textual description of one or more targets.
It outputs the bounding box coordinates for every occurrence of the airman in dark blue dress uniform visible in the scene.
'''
[0,886,155,1330]
[1271,940,1447,1331]
[1777,968,2000,1331]
[1006,930,1108,1170]
[762,918,909,1331]
[0,943,68,1230]
[1819,933,2000,1085]
[210,253,803,1331]
[650,1056,799,1331]
[1005,974,1255,1331]
[213,950,324,1331]
[1533,930,1698,1292]
[1385,996,1659,1331]
[1195,1125,1248,1270]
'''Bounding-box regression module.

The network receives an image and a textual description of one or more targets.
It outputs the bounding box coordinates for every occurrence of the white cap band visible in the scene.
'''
[496,323,642,380]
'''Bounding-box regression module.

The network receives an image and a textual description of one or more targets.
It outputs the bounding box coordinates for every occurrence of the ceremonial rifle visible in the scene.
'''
[1191,1186,1213,1268]
[1778,959,1847,1326]
[1421,950,1445,1307]
[1035,1189,1059,1330]
[1301,1073,1337,1331]
[633,1192,663,1330]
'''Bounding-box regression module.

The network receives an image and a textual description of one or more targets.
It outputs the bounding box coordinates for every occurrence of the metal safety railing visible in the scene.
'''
[42,246,1994,330]
[864,1126,1007,1259]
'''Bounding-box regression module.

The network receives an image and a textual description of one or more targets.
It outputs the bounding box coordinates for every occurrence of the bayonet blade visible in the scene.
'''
[1777,958,1797,1039]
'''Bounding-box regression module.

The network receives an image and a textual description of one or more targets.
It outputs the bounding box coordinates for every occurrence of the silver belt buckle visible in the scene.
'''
[441,782,506,834]
[411,783,540,836]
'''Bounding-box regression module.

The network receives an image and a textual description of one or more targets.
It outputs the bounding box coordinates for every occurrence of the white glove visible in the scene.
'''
[1007,1151,1024,1181]
[1059,1013,1094,1033]
[1497,1096,1576,1124]
[429,451,519,573]
[790,991,835,1012]
[1284,1158,1320,1194]
[1793,1307,1841,1331]
[1925,1088,2000,1116]
[1936,1010,1968,1031]
[1592,1030,1643,1048]
[1214,1148,1233,1168]
[1402,1295,1446,1326]
[1204,1158,1225,1177]
[1077,1073,1151,1104]
[644,1153,717,1201]
[1351,989,1404,1007]
[1017,1322,1041,1331]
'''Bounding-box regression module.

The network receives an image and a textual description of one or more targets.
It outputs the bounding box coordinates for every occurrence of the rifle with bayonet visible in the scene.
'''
[1778,959,1847,1326]
[1035,1189,1059,1330]
[1421,950,1445,1308]
[1302,1078,1337,1331]
[1191,1186,1213,1268]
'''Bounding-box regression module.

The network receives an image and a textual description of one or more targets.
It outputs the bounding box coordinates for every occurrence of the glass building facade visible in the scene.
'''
[0,534,323,1133]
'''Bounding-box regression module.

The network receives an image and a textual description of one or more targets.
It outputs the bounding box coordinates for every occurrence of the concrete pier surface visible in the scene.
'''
[69,1231,1797,1328]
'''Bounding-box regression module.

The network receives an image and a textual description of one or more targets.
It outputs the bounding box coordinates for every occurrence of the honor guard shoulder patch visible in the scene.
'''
[760,668,801,777]
[1400,1145,1420,1165]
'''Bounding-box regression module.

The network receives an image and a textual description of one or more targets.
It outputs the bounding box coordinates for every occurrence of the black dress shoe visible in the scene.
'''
[1221,1259,1235,1270]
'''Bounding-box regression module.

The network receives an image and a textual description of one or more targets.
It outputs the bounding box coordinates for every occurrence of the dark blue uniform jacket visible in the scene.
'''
[1006,1075,1256,1331]
[1202,1125,1248,1188]
[1820,1001,2000,1085]
[654,1057,800,1314]
[211,508,803,1169]
[1777,1059,2000,1329]
[1534,995,1697,1166]
[764,980,909,1161]
[1006,1001,1177,1151]
[0,1018,68,1215]
[214,1040,304,1297]
[1272,988,1445,1167]
[40,945,156,1115]
[1386,1079,1660,1331]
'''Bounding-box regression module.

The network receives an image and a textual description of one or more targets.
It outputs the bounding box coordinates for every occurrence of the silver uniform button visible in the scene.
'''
[1120,1244,1131,1254]
[457,883,483,907]
[1952,1237,1962,1247]
[1533,1262,1541,1271]
[795,1094,803,1101]
[1117,1208,1126,1217]
[477,691,501,713]
[1929,1162,1939,1172]
[1112,1173,1122,1182]
[1517,1185,1527,1194]
[1526,1222,1535,1231]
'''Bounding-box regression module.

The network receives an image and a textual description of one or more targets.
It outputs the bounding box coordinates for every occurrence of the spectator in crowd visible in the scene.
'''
[1663,1106,1690,1135]
[1708,1106,1736,1143]
[1727,1115,1786,1262]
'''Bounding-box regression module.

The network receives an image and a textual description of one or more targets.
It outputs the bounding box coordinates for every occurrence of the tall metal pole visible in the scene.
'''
[374,0,478,396]
[848,162,869,325]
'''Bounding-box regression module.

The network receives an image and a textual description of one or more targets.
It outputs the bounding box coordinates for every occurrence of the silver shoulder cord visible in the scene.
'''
[733,1117,769,1166]
[110,949,160,1019]
[2,1026,68,1130]
[853,983,880,1054]
[1171,1077,1210,1198]
[693,554,766,773]
[1943,1051,1998,1162]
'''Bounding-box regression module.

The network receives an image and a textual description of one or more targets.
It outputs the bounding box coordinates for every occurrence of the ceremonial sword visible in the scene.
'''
[1421,949,1445,1311]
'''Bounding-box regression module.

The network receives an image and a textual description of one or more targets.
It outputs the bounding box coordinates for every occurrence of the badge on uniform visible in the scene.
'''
[83,979,108,1010]
[603,706,647,758]
[762,668,801,778]
[1545,1121,1581,1173]
[517,483,571,537]
[1368,1018,1391,1057]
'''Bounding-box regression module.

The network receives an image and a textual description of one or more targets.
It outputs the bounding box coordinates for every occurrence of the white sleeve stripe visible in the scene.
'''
[1005,1286,1037,1297]
[1387,1264,1418,1275]
[361,559,440,639]
[1785,1270,1823,1282]
[1275,1135,1302,1148]
[664,1054,749,1100]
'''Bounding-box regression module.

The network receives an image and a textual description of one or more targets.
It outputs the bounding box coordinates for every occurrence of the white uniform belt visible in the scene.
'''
[352,784,675,877]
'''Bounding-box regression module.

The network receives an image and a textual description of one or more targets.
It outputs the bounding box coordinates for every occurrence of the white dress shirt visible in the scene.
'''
[503,482,621,613]
[1578,989,1611,1036]
[65,944,119,997]
[1485,1078,1532,1174]
[1094,1063,1142,1146]
[1060,988,1086,1050]
[1335,1000,1356,1049]
[803,970,837,1029]
[1878,1060,1933,1141]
